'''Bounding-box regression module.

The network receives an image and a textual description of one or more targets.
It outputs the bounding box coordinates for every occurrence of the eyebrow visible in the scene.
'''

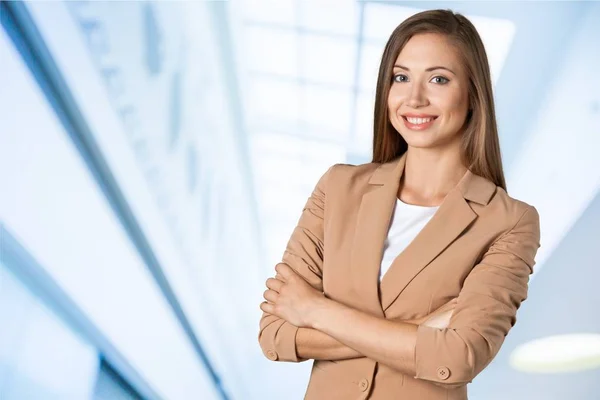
[393,64,456,75]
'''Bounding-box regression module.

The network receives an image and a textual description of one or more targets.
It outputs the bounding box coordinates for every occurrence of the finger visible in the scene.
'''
[438,309,455,328]
[275,273,286,283]
[260,301,275,314]
[434,303,453,314]
[263,289,279,303]
[434,309,454,319]
[437,309,454,324]
[443,309,455,318]
[423,316,448,329]
[422,307,454,328]
[275,263,293,280]
[266,277,284,292]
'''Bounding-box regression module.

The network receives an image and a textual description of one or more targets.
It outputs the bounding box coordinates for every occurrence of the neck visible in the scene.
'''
[398,148,467,206]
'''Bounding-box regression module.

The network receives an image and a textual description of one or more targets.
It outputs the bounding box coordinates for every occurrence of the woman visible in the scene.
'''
[258,9,541,400]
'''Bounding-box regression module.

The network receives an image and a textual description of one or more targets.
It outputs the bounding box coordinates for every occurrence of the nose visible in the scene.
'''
[406,82,429,108]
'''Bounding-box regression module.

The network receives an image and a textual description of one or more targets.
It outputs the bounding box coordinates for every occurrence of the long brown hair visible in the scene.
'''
[371,9,506,191]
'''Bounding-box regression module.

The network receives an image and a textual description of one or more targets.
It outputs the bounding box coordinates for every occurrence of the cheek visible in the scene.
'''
[439,93,468,118]
[450,89,470,112]
[387,90,404,112]
[450,100,470,121]
[387,92,397,108]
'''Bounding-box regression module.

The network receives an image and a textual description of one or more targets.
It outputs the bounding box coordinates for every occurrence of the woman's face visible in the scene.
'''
[387,33,470,149]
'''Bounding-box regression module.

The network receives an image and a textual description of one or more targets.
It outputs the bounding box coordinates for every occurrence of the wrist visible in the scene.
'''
[308,295,333,330]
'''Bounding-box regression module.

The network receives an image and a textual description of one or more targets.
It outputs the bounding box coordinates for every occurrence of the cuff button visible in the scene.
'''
[436,366,450,380]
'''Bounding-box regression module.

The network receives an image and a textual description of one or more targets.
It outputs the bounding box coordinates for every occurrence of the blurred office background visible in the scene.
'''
[1,0,599,399]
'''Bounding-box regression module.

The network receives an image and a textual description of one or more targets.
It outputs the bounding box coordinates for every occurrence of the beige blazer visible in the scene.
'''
[259,152,541,400]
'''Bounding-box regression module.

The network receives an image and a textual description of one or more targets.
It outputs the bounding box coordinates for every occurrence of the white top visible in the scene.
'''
[379,199,440,281]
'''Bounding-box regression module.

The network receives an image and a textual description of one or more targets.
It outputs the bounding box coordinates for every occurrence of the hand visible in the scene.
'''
[260,263,326,328]
[408,297,458,329]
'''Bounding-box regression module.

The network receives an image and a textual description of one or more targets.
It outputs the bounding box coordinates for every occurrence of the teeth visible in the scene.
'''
[406,117,434,124]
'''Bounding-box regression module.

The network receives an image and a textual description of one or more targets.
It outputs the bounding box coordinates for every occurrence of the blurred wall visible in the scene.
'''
[1,1,599,400]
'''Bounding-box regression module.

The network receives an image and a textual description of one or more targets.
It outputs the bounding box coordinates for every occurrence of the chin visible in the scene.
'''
[405,141,439,149]
[403,131,448,148]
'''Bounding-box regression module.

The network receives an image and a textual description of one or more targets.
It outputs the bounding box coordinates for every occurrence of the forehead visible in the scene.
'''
[395,33,462,69]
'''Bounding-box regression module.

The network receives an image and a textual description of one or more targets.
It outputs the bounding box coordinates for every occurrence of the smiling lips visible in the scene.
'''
[401,114,438,130]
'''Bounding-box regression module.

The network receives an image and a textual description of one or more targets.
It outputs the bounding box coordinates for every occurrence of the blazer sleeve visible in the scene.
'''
[258,165,334,362]
[414,205,541,387]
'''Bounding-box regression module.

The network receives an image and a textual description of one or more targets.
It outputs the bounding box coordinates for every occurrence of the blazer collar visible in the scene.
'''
[348,152,497,317]
[368,152,496,206]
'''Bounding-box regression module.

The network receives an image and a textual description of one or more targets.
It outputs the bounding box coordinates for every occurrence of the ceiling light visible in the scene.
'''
[510,333,600,373]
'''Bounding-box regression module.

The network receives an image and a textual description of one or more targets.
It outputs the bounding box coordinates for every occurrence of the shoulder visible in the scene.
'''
[315,161,382,196]
[490,185,538,221]
[327,160,381,183]
[311,161,382,198]
[481,183,540,240]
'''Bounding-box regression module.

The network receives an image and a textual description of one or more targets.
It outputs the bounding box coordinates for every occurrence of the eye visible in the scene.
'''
[431,76,450,84]
[392,74,450,84]
[392,74,408,83]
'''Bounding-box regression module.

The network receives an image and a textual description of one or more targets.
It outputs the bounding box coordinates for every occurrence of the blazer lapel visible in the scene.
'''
[379,161,497,313]
[349,152,498,316]
[379,187,476,312]
[349,154,406,318]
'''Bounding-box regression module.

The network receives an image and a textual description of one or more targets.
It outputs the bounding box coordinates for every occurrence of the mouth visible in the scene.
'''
[401,115,438,130]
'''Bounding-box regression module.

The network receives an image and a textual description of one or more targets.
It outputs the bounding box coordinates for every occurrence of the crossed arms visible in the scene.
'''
[258,166,541,387]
